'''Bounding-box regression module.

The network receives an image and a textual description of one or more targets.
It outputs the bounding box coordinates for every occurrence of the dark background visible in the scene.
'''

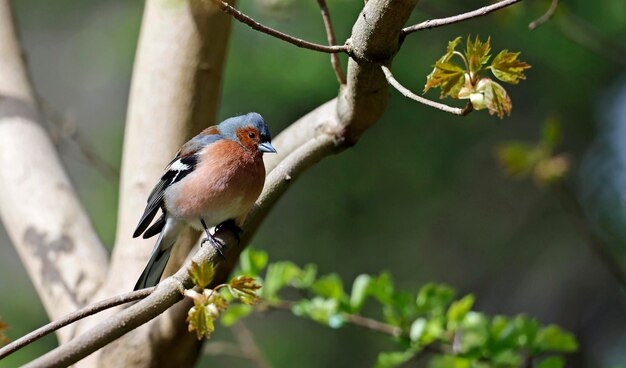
[1,0,625,367]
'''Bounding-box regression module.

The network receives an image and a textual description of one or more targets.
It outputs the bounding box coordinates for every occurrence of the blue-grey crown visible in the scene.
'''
[218,112,272,143]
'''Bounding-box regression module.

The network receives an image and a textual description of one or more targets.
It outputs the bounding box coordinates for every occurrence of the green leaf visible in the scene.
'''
[262,261,304,300]
[368,272,395,304]
[349,274,372,311]
[496,142,537,177]
[375,350,415,368]
[188,259,214,289]
[473,78,512,118]
[424,61,466,98]
[537,356,566,368]
[292,297,342,327]
[541,118,561,149]
[489,50,530,84]
[229,275,262,305]
[447,294,475,327]
[428,355,472,368]
[416,283,456,316]
[187,304,216,340]
[409,318,427,342]
[465,35,491,73]
[220,304,253,327]
[312,273,346,301]
[238,248,268,277]
[534,325,578,353]
[292,263,317,289]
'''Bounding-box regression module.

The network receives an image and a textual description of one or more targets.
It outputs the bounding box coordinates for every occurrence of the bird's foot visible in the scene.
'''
[215,219,242,244]
[201,234,226,260]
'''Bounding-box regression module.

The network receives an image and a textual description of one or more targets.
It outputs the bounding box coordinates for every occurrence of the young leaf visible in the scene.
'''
[489,50,530,84]
[466,35,491,73]
[349,274,372,311]
[292,297,341,327]
[416,283,456,316]
[425,37,463,91]
[446,294,475,328]
[537,356,566,368]
[262,261,304,300]
[312,273,346,301]
[534,325,578,353]
[374,350,415,368]
[424,62,466,98]
[229,275,262,305]
[188,259,214,289]
[496,142,537,177]
[187,304,216,340]
[474,78,512,118]
[239,248,268,277]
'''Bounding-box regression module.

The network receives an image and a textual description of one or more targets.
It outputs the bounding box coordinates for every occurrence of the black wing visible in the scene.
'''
[132,154,198,238]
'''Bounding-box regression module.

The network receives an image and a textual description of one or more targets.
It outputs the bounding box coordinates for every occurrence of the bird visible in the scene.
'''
[132,112,276,290]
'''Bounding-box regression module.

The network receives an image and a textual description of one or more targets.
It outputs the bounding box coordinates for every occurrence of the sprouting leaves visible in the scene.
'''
[219,248,578,368]
[184,259,262,339]
[497,118,570,186]
[424,35,531,118]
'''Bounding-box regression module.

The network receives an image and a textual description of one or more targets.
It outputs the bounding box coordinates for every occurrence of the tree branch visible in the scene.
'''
[528,0,559,30]
[0,288,154,359]
[0,0,108,341]
[210,0,347,54]
[402,0,523,35]
[381,66,472,116]
[316,0,346,84]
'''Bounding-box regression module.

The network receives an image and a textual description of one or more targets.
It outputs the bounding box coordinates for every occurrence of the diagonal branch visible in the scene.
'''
[316,0,346,84]
[0,288,154,359]
[381,66,472,116]
[210,0,348,54]
[402,0,523,35]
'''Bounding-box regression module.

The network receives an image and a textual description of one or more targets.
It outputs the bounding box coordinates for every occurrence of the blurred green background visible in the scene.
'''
[1,0,625,367]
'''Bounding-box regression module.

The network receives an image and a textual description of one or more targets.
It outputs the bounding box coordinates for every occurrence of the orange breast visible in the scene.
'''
[169,140,265,226]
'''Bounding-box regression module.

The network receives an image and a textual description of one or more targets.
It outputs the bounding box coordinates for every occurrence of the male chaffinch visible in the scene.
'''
[133,112,276,290]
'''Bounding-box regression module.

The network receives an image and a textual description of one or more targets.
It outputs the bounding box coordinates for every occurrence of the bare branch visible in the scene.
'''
[528,0,558,30]
[210,0,348,54]
[316,0,346,84]
[381,66,471,116]
[0,288,154,359]
[402,0,523,35]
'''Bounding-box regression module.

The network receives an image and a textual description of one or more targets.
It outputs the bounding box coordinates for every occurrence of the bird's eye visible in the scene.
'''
[248,132,256,139]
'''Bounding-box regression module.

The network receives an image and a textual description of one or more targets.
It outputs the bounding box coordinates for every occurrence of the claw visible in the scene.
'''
[201,234,226,260]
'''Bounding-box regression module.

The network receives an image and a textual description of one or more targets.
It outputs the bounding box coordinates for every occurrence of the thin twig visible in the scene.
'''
[210,0,347,54]
[0,287,154,359]
[402,0,523,35]
[316,0,346,84]
[380,65,471,116]
[529,0,559,30]
[264,300,402,337]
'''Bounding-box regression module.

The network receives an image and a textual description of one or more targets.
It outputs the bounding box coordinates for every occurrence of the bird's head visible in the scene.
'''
[218,112,277,155]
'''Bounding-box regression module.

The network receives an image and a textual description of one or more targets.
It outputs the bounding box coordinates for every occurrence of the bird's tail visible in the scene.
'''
[134,222,179,290]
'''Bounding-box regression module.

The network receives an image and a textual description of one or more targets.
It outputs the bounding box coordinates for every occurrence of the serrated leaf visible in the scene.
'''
[537,356,565,368]
[229,275,262,305]
[188,259,214,289]
[349,274,372,311]
[220,304,253,326]
[424,62,466,98]
[473,78,512,118]
[375,350,415,368]
[187,304,216,340]
[489,50,530,84]
[312,273,346,301]
[466,35,491,73]
[239,248,268,277]
[534,325,578,353]
[425,37,463,92]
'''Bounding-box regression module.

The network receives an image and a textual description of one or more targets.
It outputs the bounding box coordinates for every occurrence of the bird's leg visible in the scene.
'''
[215,219,242,244]
[200,218,226,260]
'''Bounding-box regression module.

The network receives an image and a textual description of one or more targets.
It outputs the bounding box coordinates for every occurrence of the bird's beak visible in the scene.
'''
[258,142,277,153]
